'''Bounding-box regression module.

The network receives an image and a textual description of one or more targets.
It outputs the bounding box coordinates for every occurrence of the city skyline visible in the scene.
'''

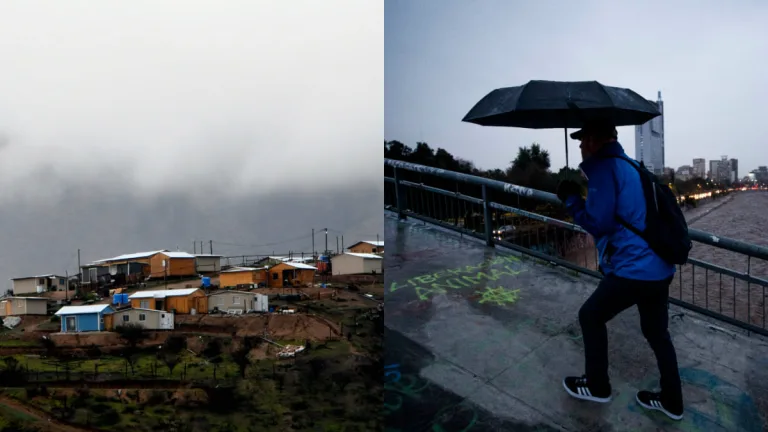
[385,1,768,174]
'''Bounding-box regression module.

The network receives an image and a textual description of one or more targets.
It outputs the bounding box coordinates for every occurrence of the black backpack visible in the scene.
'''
[603,154,693,265]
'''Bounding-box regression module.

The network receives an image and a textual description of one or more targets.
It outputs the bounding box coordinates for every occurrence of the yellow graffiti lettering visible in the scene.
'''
[462,272,497,285]
[431,278,469,291]
[392,255,526,301]
[414,274,437,284]
[414,285,446,301]
[489,266,522,279]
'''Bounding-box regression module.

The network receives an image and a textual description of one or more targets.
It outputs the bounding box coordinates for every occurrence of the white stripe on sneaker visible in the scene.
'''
[562,379,612,403]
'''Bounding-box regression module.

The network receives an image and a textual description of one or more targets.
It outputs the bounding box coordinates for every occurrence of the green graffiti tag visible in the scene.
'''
[389,255,525,301]
[475,286,521,306]
[384,366,480,432]
[384,372,432,416]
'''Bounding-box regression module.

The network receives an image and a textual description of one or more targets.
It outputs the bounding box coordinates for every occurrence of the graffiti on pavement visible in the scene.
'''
[384,363,479,432]
[475,286,521,306]
[612,367,763,432]
[389,255,525,301]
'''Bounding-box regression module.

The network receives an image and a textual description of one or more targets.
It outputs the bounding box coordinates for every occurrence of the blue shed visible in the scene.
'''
[54,304,115,333]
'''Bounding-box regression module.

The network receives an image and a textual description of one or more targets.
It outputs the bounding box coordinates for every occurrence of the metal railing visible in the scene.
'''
[385,159,768,337]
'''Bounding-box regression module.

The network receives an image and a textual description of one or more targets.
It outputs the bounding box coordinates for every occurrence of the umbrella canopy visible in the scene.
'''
[462,80,661,129]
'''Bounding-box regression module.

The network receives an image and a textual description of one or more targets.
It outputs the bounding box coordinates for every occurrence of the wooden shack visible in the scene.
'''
[128,288,206,314]
[219,267,267,288]
[268,262,317,288]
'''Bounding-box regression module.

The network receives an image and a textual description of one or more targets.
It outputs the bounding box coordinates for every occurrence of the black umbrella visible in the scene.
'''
[462,80,661,168]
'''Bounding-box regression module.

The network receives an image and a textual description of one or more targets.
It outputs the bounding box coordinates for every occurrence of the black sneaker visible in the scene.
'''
[562,375,612,403]
[635,390,684,421]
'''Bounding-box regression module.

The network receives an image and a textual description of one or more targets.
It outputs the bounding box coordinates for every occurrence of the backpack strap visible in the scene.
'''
[599,154,649,239]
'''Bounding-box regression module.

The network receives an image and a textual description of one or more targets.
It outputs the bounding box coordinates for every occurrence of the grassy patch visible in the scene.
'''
[11,350,241,380]
[0,339,39,348]
[9,339,381,431]
[0,402,37,423]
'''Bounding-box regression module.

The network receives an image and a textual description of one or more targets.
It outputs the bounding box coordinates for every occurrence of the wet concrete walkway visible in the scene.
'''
[384,212,768,432]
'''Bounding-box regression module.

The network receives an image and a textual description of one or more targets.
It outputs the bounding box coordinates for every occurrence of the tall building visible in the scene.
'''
[676,165,693,181]
[730,158,738,182]
[692,158,706,178]
[710,156,734,183]
[635,91,665,175]
[709,160,721,181]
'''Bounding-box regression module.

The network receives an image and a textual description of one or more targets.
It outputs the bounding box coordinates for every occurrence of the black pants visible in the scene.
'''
[579,273,683,407]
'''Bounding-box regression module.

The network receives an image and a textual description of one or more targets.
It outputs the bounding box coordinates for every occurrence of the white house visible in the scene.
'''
[331,253,383,275]
[195,254,222,273]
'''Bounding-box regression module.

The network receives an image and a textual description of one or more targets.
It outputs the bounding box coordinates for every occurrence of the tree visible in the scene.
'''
[161,353,180,377]
[40,336,57,357]
[163,335,187,354]
[411,142,436,165]
[507,143,555,192]
[384,140,412,160]
[231,337,262,378]
[202,339,224,378]
[114,323,148,348]
[157,335,186,377]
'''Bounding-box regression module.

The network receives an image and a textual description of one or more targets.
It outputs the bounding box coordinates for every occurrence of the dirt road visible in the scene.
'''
[0,395,92,431]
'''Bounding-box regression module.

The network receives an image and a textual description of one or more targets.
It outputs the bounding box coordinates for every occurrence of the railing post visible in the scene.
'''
[482,185,494,247]
[394,167,407,220]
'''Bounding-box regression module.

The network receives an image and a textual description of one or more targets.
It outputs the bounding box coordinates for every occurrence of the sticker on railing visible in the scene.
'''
[503,183,535,197]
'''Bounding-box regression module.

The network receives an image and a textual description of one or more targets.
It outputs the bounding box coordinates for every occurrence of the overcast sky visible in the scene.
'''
[0,0,382,285]
[385,0,768,174]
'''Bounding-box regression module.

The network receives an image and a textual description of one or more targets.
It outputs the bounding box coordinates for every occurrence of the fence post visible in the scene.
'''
[394,167,407,220]
[482,185,494,248]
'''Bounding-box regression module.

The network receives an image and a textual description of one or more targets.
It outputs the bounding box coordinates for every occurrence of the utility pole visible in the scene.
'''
[209,240,213,255]
[65,270,69,301]
[336,237,339,254]
[377,234,380,244]
[341,236,344,252]
[312,229,315,260]
[200,241,203,254]
[77,249,81,289]
[324,228,328,286]
[193,241,197,254]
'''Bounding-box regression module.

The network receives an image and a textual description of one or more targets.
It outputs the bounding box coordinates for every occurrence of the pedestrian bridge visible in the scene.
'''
[385,213,768,431]
[384,159,768,431]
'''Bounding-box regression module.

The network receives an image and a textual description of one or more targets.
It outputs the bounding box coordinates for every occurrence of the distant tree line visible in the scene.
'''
[384,140,734,213]
[384,140,581,220]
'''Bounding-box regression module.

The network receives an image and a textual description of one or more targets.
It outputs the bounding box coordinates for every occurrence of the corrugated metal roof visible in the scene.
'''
[10,274,66,281]
[222,266,265,273]
[159,251,195,259]
[55,304,113,315]
[361,241,384,246]
[128,288,199,299]
[286,257,314,263]
[94,250,168,263]
[279,262,317,270]
[112,307,165,314]
[5,297,49,301]
[341,252,383,259]
[195,254,222,257]
[208,290,255,296]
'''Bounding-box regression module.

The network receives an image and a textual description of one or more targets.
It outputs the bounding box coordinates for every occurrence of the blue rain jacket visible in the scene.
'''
[565,141,676,281]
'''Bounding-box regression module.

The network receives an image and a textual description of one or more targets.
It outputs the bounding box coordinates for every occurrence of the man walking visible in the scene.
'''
[556,120,685,421]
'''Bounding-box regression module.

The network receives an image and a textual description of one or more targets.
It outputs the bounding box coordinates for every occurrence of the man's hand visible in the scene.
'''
[556,180,582,203]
